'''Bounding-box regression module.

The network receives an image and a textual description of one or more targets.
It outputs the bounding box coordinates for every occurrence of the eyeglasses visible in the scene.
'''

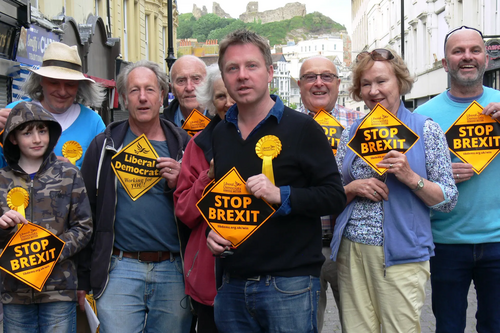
[356,49,395,63]
[300,73,339,83]
[444,26,483,52]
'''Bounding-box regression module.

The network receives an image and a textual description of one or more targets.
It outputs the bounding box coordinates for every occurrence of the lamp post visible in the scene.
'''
[165,0,176,71]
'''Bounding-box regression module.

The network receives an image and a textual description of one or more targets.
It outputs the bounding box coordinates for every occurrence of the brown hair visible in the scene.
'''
[218,29,272,70]
[349,48,414,102]
[14,121,48,133]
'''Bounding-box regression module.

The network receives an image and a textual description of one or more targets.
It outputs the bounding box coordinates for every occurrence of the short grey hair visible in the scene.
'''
[22,72,106,107]
[116,60,168,109]
[195,64,222,116]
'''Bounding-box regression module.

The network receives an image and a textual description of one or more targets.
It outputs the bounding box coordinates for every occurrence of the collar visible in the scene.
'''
[446,89,484,104]
[226,94,285,127]
[306,104,339,115]
[173,106,185,127]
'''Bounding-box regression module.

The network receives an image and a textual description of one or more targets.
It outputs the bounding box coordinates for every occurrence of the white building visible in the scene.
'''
[351,0,500,108]
[280,35,345,79]
[271,53,291,105]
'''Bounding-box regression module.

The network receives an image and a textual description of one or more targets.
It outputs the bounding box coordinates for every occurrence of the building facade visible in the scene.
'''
[271,53,290,105]
[351,0,500,108]
[0,0,29,108]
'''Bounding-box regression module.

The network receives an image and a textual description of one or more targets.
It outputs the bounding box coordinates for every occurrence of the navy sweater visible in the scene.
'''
[212,106,346,277]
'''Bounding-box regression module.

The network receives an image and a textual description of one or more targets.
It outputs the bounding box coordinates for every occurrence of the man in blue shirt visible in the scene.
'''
[416,26,500,332]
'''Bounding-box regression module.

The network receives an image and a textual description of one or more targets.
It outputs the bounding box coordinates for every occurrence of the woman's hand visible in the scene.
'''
[377,150,419,188]
[345,178,389,203]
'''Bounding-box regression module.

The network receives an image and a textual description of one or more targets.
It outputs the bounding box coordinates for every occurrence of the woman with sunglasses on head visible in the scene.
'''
[174,64,235,333]
[330,49,458,332]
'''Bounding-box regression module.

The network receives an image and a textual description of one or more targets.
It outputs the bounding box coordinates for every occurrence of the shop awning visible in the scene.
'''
[85,74,115,88]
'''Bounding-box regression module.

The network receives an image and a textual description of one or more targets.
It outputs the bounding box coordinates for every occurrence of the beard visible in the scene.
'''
[447,60,486,87]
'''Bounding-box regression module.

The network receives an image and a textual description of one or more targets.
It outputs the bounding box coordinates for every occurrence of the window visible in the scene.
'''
[145,14,149,60]
[123,0,128,60]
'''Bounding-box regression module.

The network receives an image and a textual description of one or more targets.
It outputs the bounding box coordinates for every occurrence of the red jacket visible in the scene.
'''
[174,131,216,306]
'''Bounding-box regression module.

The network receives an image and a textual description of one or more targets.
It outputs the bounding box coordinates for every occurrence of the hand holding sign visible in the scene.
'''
[451,162,474,184]
[0,210,28,229]
[377,150,420,188]
[246,174,281,205]
[206,230,233,256]
[157,157,181,189]
[482,101,500,120]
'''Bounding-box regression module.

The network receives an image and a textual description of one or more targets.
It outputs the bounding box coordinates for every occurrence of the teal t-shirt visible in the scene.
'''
[415,86,500,244]
[114,128,180,252]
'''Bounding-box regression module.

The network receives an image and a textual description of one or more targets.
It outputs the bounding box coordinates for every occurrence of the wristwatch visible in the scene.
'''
[413,177,424,191]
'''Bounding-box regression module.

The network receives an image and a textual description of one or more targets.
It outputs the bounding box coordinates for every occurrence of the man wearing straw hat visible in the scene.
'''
[0,42,106,169]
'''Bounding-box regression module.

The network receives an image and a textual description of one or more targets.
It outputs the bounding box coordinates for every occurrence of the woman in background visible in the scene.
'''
[174,64,235,333]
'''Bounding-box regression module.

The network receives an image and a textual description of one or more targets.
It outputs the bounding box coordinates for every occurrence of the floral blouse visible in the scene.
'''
[335,119,458,246]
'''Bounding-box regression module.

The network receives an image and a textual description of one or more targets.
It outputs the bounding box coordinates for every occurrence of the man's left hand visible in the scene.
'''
[157,157,181,189]
[246,174,281,204]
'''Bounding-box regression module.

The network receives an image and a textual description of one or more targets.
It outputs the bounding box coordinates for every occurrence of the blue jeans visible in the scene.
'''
[96,254,192,333]
[431,242,500,333]
[3,301,76,333]
[214,274,320,333]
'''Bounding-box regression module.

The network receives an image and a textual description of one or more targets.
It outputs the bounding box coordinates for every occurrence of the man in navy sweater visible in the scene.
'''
[206,29,346,333]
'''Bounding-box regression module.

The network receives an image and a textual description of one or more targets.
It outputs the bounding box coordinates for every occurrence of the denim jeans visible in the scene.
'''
[96,253,192,333]
[3,301,76,333]
[431,242,500,333]
[214,274,320,333]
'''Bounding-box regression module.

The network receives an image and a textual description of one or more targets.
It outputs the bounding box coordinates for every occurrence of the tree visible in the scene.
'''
[192,14,230,42]
[177,14,196,39]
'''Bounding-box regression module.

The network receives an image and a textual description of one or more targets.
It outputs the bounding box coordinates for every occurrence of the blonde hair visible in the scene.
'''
[349,48,414,102]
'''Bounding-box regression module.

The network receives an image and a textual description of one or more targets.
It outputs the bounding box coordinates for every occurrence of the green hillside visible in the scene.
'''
[177,12,346,46]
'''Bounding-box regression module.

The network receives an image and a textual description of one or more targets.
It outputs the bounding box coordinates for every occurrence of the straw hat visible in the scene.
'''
[29,42,95,82]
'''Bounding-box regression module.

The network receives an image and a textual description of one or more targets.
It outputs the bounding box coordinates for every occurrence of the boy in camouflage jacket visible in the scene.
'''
[0,102,92,333]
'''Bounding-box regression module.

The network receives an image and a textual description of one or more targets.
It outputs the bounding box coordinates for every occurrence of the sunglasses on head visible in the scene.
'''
[444,26,484,52]
[356,49,395,63]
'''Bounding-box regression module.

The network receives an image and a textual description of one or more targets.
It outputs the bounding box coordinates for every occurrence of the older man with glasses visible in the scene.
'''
[416,26,500,333]
[298,56,364,333]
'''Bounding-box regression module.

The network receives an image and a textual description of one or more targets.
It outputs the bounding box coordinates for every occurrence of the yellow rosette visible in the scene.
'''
[7,187,29,229]
[255,135,282,185]
[62,141,83,165]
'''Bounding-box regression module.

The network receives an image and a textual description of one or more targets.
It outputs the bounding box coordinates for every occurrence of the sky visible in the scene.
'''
[176,0,352,34]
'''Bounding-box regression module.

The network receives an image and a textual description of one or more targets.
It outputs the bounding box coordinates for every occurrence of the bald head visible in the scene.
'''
[298,56,340,113]
[443,28,487,95]
[170,55,207,117]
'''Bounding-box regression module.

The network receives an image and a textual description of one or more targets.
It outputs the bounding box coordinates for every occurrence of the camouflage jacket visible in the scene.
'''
[0,102,92,304]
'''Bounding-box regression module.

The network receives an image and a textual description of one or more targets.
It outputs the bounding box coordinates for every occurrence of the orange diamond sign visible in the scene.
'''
[347,103,420,175]
[0,223,65,291]
[111,134,162,201]
[445,101,500,174]
[182,109,211,137]
[196,167,275,247]
[313,109,344,155]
